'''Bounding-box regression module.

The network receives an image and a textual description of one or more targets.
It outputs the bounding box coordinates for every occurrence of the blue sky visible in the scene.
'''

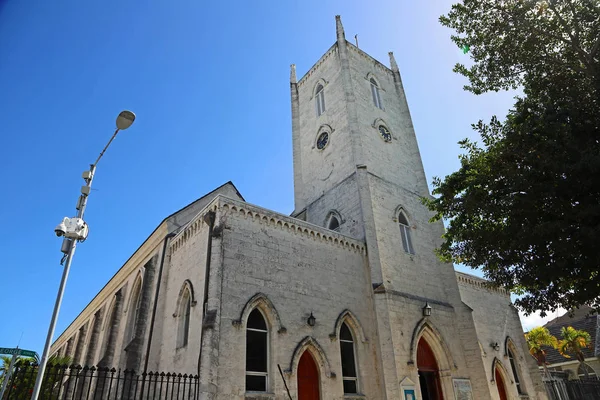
[0,0,550,355]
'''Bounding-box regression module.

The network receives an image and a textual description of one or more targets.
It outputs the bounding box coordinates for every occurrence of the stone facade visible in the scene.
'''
[51,16,547,400]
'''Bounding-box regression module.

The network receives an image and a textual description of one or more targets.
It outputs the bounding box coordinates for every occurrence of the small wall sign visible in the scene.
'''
[453,378,473,400]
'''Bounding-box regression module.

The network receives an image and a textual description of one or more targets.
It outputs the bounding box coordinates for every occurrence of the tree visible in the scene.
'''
[525,326,558,376]
[557,326,592,379]
[425,0,600,315]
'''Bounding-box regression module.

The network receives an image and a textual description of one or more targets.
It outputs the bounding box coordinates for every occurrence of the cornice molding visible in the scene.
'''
[456,271,510,297]
[170,195,366,255]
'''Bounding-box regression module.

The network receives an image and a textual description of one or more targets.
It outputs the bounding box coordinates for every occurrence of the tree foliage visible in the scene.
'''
[427,0,600,315]
[557,326,591,361]
[525,326,558,368]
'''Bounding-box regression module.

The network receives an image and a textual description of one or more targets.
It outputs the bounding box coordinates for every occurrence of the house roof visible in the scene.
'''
[542,313,599,365]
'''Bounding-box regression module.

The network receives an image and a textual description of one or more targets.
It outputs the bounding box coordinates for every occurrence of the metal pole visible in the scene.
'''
[0,348,20,399]
[32,128,120,400]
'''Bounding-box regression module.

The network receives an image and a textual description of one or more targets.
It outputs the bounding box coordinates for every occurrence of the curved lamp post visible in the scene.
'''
[31,111,135,400]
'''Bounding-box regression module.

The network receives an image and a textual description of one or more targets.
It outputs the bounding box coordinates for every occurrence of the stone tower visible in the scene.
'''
[291,15,493,399]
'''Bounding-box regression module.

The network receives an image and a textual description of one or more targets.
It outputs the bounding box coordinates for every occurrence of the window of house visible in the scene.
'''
[370,78,382,109]
[340,322,358,394]
[508,347,523,394]
[177,290,191,348]
[315,84,325,116]
[578,363,597,380]
[398,212,414,254]
[246,309,268,391]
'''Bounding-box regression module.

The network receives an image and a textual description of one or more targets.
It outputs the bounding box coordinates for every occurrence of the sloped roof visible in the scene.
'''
[542,314,598,365]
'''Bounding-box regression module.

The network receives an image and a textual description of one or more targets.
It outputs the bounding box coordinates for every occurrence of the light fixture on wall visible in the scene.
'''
[490,342,500,351]
[422,302,432,317]
[307,312,316,327]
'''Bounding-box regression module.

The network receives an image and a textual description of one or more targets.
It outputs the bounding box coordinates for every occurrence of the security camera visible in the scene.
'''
[55,218,68,237]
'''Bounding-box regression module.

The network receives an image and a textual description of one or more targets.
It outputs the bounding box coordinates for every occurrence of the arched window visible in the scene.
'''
[125,278,142,343]
[507,347,523,394]
[398,212,414,254]
[246,309,268,392]
[315,83,325,116]
[578,363,597,380]
[328,216,340,231]
[177,290,191,348]
[101,300,118,359]
[370,78,382,109]
[340,322,358,394]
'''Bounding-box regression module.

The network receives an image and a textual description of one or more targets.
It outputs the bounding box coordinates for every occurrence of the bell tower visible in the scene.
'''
[290,17,491,400]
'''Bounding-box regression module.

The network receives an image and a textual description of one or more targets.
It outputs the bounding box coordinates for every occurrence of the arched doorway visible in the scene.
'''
[417,337,444,400]
[298,351,320,400]
[495,367,508,400]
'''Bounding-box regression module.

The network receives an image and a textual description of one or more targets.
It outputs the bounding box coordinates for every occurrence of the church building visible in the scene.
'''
[50,16,548,400]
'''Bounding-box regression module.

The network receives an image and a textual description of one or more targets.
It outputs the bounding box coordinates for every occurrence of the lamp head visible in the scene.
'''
[307,312,316,327]
[116,110,135,130]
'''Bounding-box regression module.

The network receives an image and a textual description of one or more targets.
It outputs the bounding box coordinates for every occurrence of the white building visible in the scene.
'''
[51,16,547,400]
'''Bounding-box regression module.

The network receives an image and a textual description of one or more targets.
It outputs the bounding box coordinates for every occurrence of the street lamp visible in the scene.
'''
[31,111,135,400]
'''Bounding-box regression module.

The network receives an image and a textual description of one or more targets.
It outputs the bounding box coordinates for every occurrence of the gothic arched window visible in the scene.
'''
[507,346,523,394]
[315,83,326,116]
[398,212,414,254]
[370,78,382,109]
[578,363,597,380]
[340,322,358,394]
[101,300,118,358]
[125,277,142,343]
[246,308,269,391]
[177,289,191,348]
[328,216,340,231]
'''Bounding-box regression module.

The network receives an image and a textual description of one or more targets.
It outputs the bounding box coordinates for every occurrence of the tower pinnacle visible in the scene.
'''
[335,15,345,42]
[389,52,399,72]
[290,64,297,84]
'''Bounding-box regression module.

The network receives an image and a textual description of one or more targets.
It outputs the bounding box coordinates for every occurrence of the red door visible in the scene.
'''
[298,351,320,400]
[495,368,508,400]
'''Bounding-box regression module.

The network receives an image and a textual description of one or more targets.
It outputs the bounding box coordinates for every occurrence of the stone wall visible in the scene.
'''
[457,271,548,400]
[49,183,241,374]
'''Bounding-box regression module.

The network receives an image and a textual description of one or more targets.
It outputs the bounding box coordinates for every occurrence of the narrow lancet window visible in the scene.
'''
[398,212,414,254]
[508,347,523,393]
[340,322,358,393]
[315,84,326,116]
[177,290,191,348]
[370,78,382,109]
[246,309,268,391]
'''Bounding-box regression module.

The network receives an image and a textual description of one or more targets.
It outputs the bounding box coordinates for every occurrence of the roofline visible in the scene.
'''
[52,181,243,348]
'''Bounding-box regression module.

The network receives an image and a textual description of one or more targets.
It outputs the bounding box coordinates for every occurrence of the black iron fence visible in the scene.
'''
[544,372,600,400]
[3,363,199,400]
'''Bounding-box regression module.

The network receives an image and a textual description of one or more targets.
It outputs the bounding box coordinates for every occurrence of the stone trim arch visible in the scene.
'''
[365,72,382,87]
[173,280,197,317]
[491,357,511,383]
[504,336,527,394]
[408,318,456,371]
[101,293,120,332]
[317,124,335,135]
[287,336,335,378]
[232,292,287,334]
[324,209,344,230]
[392,204,414,225]
[504,336,518,358]
[124,270,144,314]
[312,78,328,98]
[371,117,390,130]
[329,309,368,343]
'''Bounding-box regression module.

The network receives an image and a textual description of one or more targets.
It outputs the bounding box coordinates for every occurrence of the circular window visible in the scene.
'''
[316,131,330,150]
[378,125,392,142]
